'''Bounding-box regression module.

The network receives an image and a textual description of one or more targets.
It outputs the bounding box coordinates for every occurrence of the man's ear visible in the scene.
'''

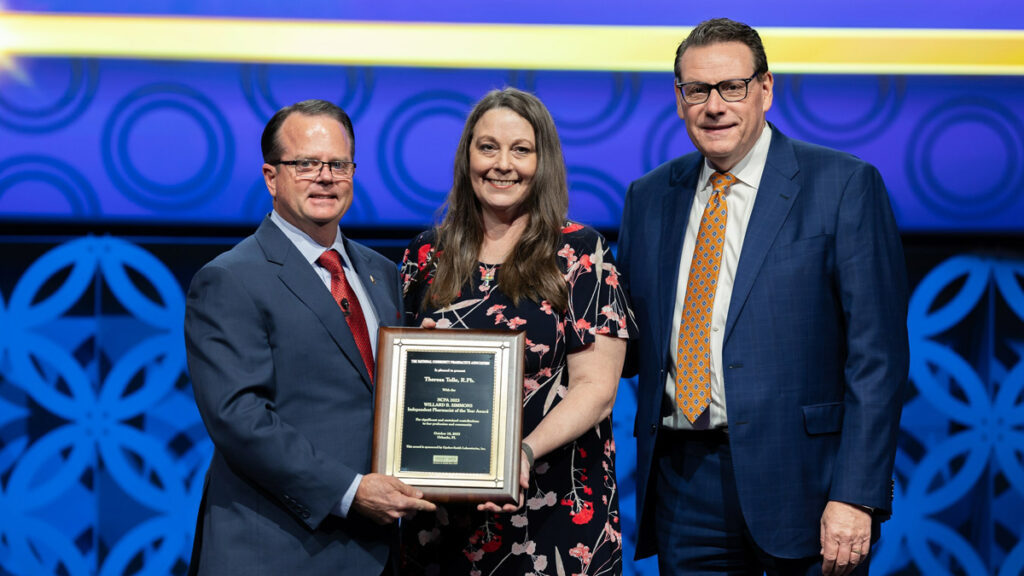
[674,81,686,121]
[263,163,278,200]
[759,71,774,113]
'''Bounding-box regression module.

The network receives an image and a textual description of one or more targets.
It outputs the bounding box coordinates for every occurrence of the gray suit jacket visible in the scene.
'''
[185,216,402,575]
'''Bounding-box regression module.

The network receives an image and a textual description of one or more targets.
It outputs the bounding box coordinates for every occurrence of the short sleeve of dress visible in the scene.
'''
[558,221,638,351]
[399,229,438,326]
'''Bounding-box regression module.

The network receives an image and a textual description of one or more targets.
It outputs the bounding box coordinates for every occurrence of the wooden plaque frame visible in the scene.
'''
[372,327,524,504]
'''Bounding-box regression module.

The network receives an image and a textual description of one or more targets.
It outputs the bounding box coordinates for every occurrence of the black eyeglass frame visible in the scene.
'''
[675,72,762,105]
[276,159,357,178]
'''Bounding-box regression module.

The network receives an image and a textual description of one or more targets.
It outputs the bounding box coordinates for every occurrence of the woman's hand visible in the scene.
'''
[476,449,530,513]
[419,317,437,329]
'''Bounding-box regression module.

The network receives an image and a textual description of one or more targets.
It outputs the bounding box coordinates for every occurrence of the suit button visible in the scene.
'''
[301,510,311,519]
[650,424,657,434]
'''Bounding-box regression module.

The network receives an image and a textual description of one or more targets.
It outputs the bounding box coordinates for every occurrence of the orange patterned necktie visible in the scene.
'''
[675,171,734,423]
[317,249,375,382]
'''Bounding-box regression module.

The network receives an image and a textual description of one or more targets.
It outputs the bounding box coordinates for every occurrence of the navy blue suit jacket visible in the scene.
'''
[185,216,403,575]
[619,128,909,559]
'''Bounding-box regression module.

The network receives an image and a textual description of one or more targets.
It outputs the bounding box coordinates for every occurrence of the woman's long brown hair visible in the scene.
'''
[425,87,569,312]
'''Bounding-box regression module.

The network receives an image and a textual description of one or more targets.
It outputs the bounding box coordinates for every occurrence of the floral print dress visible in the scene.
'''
[398,222,637,576]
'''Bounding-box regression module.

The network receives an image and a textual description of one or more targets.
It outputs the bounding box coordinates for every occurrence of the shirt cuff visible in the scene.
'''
[333,473,363,518]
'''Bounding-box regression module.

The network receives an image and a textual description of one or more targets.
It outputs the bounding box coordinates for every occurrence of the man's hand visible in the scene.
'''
[820,500,871,576]
[351,473,436,525]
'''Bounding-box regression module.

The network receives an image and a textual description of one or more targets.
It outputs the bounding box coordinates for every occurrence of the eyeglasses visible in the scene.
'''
[277,159,356,179]
[675,73,760,105]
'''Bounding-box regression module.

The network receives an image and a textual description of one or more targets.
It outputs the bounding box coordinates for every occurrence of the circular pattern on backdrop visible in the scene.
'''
[240,64,374,122]
[906,97,1024,220]
[0,155,100,217]
[0,59,99,133]
[243,177,377,225]
[508,71,640,145]
[642,102,694,172]
[102,84,234,211]
[777,75,905,147]
[566,166,626,228]
[377,91,474,212]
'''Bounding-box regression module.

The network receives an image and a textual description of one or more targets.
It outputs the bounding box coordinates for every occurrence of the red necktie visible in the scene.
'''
[675,171,734,423]
[317,249,374,382]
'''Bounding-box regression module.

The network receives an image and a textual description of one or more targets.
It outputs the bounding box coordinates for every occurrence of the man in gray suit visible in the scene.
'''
[185,99,434,575]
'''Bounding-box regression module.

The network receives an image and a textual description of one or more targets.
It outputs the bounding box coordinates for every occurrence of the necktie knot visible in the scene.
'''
[710,172,736,194]
[317,249,343,276]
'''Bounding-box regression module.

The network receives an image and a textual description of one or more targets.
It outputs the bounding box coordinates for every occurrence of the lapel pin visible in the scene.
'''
[370,275,376,284]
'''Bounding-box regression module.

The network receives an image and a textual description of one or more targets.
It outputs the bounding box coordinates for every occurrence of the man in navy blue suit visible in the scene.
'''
[619,19,908,576]
[185,100,434,575]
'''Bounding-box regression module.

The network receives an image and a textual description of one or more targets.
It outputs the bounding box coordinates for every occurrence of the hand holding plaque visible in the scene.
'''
[372,327,525,504]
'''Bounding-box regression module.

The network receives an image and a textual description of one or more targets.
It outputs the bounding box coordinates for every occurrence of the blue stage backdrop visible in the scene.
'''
[1,2,1023,575]
[2,59,1023,232]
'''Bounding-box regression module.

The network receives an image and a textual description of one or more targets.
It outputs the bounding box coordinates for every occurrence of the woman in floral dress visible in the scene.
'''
[399,87,636,576]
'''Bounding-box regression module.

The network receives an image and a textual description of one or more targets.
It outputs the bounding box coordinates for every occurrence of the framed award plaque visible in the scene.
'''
[371,327,525,504]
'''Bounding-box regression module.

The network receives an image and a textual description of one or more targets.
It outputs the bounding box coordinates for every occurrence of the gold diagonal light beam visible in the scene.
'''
[0,12,1022,75]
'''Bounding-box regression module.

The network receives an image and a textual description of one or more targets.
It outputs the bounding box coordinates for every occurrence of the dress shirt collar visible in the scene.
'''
[269,210,356,271]
[699,123,773,192]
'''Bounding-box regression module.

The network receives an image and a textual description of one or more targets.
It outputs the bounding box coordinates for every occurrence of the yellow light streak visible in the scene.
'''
[0,12,1021,75]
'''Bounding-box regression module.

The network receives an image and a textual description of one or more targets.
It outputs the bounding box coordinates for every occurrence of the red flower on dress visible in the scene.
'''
[481,535,502,553]
[417,244,433,268]
[569,543,593,564]
[558,244,577,263]
[579,253,593,272]
[570,501,594,525]
[605,268,619,287]
[562,222,584,234]
[604,438,615,458]
[507,316,527,329]
[574,318,591,332]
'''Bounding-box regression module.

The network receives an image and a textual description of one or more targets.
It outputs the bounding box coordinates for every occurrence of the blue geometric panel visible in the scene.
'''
[0,237,211,576]
[872,256,1024,576]
[2,237,1022,575]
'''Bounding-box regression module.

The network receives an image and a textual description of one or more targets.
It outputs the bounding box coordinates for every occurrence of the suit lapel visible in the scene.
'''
[655,157,703,360]
[723,130,801,344]
[342,236,397,329]
[256,219,375,390]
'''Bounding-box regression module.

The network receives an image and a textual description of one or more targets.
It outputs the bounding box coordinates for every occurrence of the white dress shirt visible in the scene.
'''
[662,124,773,430]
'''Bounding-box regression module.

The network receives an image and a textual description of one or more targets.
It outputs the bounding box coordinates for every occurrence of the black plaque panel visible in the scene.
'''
[400,350,494,474]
